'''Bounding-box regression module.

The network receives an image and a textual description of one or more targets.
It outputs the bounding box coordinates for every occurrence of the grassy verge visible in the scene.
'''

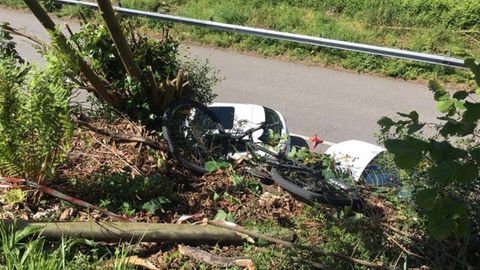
[123,0,478,85]
[2,0,479,86]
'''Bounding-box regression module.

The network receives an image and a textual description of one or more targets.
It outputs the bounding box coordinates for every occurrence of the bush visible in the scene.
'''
[66,21,218,127]
[377,58,480,267]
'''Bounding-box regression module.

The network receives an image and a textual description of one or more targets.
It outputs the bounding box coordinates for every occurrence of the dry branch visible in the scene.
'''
[178,245,254,269]
[73,117,167,151]
[2,220,244,244]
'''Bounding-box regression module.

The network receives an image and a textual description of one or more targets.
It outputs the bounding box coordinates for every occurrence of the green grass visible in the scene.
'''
[0,223,134,270]
[2,0,478,84]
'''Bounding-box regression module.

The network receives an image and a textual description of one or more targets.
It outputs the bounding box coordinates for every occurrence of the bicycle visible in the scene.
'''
[162,99,361,208]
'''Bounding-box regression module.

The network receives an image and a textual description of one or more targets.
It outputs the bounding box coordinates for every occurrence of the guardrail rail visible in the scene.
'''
[55,0,466,68]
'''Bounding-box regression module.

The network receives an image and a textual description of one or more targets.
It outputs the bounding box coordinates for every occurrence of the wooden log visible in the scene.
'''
[1,220,244,244]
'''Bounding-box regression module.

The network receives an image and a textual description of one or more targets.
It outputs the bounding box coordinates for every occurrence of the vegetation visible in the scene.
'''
[0,0,479,269]
[378,58,480,267]
[115,0,478,84]
[0,29,73,184]
[0,223,135,270]
[1,0,479,83]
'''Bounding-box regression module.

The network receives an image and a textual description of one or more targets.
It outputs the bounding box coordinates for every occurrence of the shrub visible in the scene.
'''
[378,58,480,267]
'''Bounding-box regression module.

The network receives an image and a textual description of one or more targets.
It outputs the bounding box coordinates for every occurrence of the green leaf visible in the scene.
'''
[431,162,478,185]
[142,196,171,214]
[476,87,480,96]
[454,100,466,110]
[415,189,437,211]
[384,138,427,169]
[214,210,227,221]
[428,217,454,241]
[456,162,479,184]
[453,218,469,239]
[428,141,467,163]
[430,163,457,185]
[436,99,454,113]
[204,160,231,172]
[214,210,234,222]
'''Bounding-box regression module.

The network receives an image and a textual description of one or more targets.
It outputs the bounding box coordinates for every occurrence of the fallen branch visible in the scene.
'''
[178,245,254,269]
[2,220,244,244]
[72,117,167,151]
[208,221,393,270]
[0,176,128,221]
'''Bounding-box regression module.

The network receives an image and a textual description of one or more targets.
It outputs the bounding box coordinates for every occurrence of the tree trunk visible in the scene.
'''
[2,220,243,244]
[22,0,124,109]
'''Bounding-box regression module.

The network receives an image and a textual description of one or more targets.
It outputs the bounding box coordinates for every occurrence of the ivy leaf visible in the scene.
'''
[204,160,231,172]
[415,189,437,211]
[142,196,170,214]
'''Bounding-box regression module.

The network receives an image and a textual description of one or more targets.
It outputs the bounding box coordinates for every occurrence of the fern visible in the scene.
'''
[0,43,73,183]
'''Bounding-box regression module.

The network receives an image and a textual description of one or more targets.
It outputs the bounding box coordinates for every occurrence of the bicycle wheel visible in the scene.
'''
[270,165,361,208]
[162,99,229,174]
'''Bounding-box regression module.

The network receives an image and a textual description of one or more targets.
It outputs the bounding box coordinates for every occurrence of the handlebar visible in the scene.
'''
[241,121,280,139]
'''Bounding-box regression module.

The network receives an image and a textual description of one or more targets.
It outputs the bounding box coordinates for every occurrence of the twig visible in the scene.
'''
[384,232,425,259]
[178,245,254,269]
[208,221,393,270]
[89,133,143,176]
[0,24,48,48]
[72,116,167,151]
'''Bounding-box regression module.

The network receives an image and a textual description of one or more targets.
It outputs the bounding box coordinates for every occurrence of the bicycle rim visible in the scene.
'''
[162,100,228,174]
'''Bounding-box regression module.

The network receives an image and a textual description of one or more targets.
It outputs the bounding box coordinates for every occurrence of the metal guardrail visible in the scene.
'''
[55,0,466,68]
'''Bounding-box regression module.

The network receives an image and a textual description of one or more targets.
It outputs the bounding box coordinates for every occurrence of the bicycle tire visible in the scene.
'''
[162,99,228,174]
[270,166,361,208]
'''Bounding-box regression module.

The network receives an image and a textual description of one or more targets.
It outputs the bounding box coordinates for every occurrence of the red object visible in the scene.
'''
[310,134,323,149]
[0,176,130,221]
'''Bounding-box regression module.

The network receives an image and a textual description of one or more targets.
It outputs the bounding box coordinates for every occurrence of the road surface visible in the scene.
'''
[1,7,442,143]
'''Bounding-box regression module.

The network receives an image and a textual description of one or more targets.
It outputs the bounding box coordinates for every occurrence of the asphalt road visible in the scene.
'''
[1,8,442,143]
